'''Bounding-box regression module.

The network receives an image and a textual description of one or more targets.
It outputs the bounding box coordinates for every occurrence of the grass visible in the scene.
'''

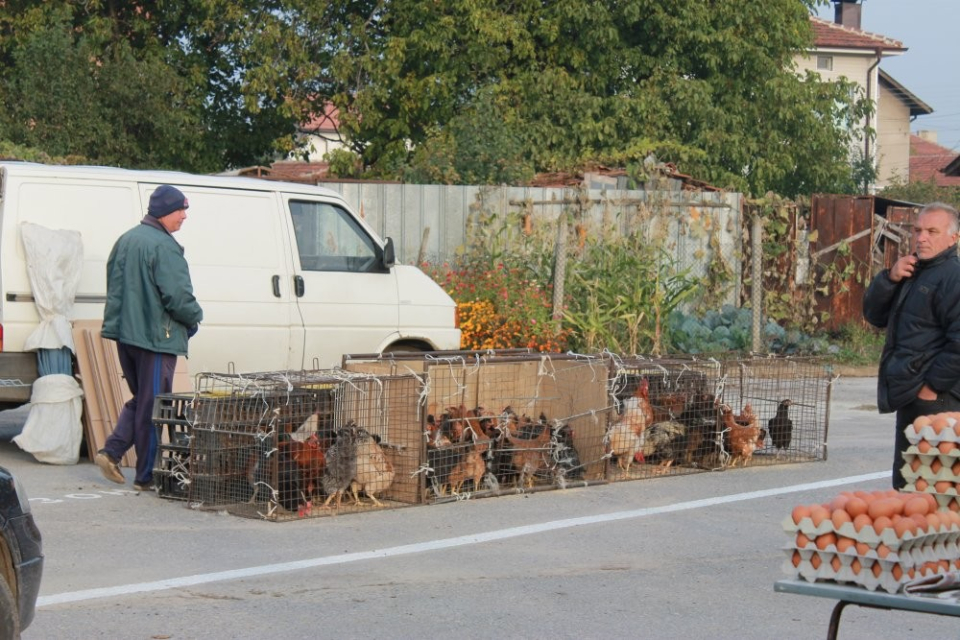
[828,323,885,367]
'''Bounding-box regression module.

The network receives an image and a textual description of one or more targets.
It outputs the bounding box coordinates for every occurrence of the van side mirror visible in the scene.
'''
[381,237,396,269]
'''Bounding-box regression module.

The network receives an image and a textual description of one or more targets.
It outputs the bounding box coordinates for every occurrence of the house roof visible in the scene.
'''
[235,161,330,184]
[809,16,905,52]
[300,103,341,134]
[910,135,960,186]
[879,69,933,117]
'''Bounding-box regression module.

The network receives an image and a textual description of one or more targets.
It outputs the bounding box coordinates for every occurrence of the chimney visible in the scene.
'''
[916,130,938,144]
[833,0,862,30]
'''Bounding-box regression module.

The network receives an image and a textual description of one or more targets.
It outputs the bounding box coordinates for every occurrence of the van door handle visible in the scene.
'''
[294,275,305,297]
[272,275,281,298]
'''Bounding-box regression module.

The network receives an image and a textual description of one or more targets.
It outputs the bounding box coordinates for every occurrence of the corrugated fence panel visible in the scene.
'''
[319,182,742,306]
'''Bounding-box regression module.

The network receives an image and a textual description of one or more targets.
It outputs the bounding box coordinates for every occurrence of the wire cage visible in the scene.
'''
[152,369,424,521]
[719,355,835,467]
[343,350,611,502]
[606,355,726,481]
[605,354,833,479]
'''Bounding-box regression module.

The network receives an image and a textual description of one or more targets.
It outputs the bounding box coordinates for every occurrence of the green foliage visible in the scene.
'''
[324,148,364,179]
[667,305,831,355]
[562,233,698,355]
[328,0,868,197]
[829,323,884,366]
[880,179,960,210]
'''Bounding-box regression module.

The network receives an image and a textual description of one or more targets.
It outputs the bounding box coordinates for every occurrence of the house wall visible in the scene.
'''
[877,84,911,187]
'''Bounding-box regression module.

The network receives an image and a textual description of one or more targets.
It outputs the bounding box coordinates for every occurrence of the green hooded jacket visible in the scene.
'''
[101,217,203,355]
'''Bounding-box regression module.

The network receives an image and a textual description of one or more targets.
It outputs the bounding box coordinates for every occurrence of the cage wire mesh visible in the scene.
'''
[606,355,726,480]
[151,369,423,521]
[720,355,834,466]
[344,350,610,503]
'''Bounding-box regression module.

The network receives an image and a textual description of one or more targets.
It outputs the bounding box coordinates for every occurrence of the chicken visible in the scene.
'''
[350,429,395,507]
[604,420,642,473]
[281,433,326,498]
[651,391,688,424]
[322,422,360,508]
[639,420,686,474]
[720,403,762,467]
[447,427,489,494]
[425,413,461,497]
[678,392,719,467]
[504,421,553,488]
[623,378,655,437]
[246,430,278,504]
[552,423,583,481]
[245,430,305,513]
[768,399,794,457]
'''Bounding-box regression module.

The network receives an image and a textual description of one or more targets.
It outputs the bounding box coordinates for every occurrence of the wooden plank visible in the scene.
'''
[72,320,190,470]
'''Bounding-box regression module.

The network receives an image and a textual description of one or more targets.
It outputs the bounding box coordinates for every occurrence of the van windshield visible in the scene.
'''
[289,201,380,273]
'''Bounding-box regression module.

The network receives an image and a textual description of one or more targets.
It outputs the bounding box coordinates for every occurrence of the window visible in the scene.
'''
[817,55,833,71]
[289,200,380,272]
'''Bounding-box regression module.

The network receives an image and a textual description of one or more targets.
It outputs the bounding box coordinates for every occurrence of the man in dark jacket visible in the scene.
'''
[863,202,960,489]
[96,185,204,491]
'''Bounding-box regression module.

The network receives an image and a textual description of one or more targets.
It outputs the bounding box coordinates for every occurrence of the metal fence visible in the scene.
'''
[319,182,743,308]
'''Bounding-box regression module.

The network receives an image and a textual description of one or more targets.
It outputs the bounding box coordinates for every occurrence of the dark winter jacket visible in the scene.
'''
[102,216,203,356]
[863,244,960,413]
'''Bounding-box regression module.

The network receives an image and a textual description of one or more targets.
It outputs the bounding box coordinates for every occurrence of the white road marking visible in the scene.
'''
[37,470,889,607]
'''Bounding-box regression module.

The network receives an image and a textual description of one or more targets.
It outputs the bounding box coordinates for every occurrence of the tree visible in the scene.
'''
[326,0,869,197]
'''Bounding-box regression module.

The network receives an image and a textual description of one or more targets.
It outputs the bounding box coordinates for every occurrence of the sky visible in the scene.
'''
[814,0,960,152]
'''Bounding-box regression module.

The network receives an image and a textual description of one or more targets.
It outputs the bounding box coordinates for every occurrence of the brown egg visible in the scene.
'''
[910,457,924,472]
[868,498,900,520]
[836,537,856,553]
[916,478,930,491]
[926,512,942,531]
[911,513,930,532]
[931,415,950,435]
[935,480,953,494]
[851,558,862,574]
[830,556,842,572]
[792,504,812,525]
[855,541,871,556]
[918,440,934,454]
[914,415,933,430]
[931,458,944,474]
[871,562,883,578]
[952,460,960,476]
[845,497,868,518]
[853,514,873,533]
[827,493,850,513]
[904,496,930,517]
[939,559,950,572]
[894,518,915,538]
[938,440,956,454]
[873,516,893,533]
[954,421,960,437]
[816,532,838,550]
[876,543,892,558]
[892,564,904,581]
[796,532,812,548]
[951,499,960,513]
[831,509,852,530]
[792,550,802,567]
[810,505,831,527]
[811,554,822,570]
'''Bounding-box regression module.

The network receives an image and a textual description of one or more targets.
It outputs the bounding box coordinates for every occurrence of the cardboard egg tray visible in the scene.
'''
[782,514,960,593]
[904,415,960,446]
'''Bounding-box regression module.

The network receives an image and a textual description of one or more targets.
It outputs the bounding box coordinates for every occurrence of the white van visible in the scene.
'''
[0,162,461,404]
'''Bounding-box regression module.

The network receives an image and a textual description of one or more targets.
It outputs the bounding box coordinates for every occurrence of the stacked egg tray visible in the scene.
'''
[902,412,960,511]
[782,491,960,593]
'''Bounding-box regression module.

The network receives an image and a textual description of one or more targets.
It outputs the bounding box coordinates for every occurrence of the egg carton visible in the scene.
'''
[784,515,960,552]
[900,457,960,484]
[782,549,911,593]
[785,537,959,573]
[901,483,960,508]
[905,415,960,446]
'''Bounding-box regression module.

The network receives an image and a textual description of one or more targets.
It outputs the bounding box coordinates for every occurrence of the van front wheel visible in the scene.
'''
[382,342,430,355]
[0,576,20,640]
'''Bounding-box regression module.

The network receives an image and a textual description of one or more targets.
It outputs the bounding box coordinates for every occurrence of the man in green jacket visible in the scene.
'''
[96,185,204,491]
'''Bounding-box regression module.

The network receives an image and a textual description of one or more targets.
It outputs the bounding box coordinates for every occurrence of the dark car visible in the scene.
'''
[0,465,43,638]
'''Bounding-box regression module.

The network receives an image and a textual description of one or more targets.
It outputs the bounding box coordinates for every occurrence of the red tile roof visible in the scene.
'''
[237,161,330,184]
[809,16,905,52]
[301,103,341,133]
[910,135,960,186]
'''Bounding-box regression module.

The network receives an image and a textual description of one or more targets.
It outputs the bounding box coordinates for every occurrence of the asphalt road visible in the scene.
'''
[3,376,959,640]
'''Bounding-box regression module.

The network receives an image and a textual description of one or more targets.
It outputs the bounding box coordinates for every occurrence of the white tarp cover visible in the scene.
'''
[19,221,83,353]
[13,374,84,464]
